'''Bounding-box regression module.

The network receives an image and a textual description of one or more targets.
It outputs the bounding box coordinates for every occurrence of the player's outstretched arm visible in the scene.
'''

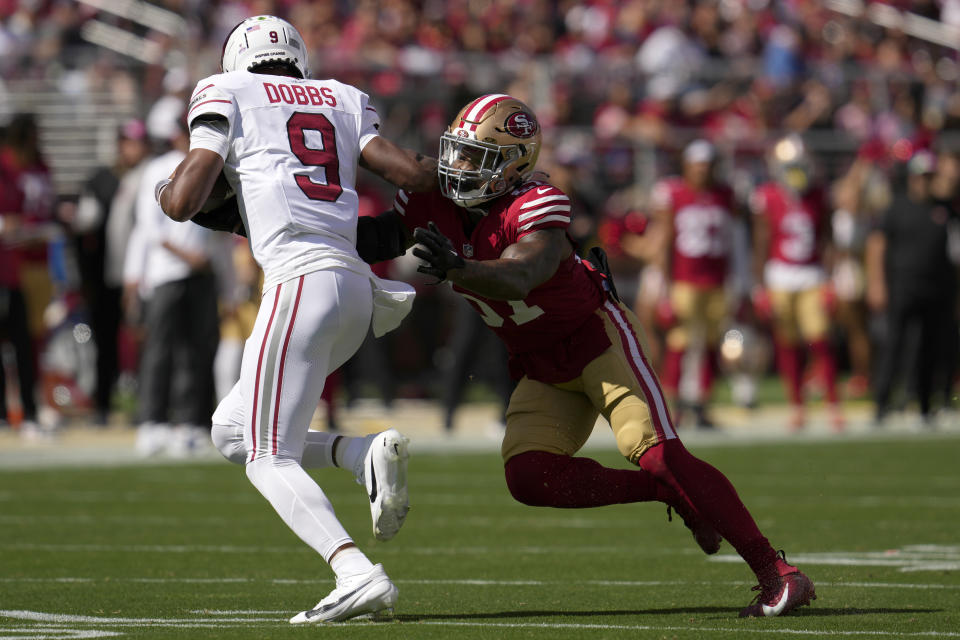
[414,223,568,300]
[360,137,438,193]
[159,149,226,222]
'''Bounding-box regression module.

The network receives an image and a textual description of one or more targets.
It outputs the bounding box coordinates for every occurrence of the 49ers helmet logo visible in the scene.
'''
[504,111,538,138]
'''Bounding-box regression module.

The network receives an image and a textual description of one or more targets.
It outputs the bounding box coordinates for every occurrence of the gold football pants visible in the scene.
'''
[502,300,679,465]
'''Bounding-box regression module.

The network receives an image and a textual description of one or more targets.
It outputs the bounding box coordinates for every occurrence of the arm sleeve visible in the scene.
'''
[189,116,231,159]
[358,92,381,152]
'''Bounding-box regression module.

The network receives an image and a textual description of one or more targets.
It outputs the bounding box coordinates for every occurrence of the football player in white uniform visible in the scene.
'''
[157,15,437,624]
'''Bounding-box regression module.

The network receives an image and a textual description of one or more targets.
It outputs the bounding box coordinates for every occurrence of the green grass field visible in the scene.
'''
[1,433,959,639]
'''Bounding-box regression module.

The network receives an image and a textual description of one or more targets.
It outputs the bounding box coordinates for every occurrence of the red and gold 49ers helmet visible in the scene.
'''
[439,94,542,208]
[769,133,812,193]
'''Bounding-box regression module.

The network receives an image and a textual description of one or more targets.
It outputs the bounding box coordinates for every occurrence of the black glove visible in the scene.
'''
[356,211,407,264]
[413,221,465,282]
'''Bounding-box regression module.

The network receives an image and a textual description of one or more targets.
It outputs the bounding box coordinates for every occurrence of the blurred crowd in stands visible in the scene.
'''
[0,0,958,442]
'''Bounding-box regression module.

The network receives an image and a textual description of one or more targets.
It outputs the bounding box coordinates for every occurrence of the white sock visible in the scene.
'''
[245,456,353,561]
[335,434,376,479]
[329,546,374,581]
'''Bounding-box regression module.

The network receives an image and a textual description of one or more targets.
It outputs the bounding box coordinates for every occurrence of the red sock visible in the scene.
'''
[504,451,675,508]
[775,341,803,405]
[662,348,684,396]
[638,440,777,582]
[699,347,720,400]
[811,340,839,404]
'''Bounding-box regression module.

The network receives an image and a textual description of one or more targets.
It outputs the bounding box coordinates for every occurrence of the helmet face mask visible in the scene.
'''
[770,134,811,194]
[438,94,541,208]
[221,15,309,79]
[439,133,520,207]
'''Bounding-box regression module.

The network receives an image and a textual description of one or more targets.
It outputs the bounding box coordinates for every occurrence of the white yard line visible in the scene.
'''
[3,613,960,638]
[710,547,960,573]
[0,543,669,555]
[0,628,122,639]
[410,621,960,636]
[3,577,959,590]
[0,612,275,625]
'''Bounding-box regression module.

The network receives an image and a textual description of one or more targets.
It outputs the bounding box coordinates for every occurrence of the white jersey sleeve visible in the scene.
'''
[358,92,380,152]
[187,77,237,129]
[187,77,236,159]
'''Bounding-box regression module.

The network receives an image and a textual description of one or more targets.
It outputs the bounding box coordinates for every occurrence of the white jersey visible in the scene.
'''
[186,71,380,291]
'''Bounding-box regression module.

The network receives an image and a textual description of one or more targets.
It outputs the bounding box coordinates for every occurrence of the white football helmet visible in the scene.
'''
[438,94,542,208]
[221,15,309,79]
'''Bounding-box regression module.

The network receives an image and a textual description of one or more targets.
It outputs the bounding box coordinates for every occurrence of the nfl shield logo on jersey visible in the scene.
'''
[463,243,474,257]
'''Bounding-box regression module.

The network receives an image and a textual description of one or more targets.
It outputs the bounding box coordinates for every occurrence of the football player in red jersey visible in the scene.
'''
[751,135,843,431]
[649,140,737,428]
[362,94,815,618]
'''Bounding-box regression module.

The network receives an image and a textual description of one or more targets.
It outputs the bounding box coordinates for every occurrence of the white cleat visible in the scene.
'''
[360,429,410,541]
[289,563,398,624]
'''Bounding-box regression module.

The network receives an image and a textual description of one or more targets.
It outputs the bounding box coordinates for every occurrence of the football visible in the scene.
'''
[199,171,235,213]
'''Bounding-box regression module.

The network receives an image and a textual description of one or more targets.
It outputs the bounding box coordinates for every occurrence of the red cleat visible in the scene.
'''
[789,406,806,432]
[739,552,817,617]
[829,404,846,433]
[667,503,722,555]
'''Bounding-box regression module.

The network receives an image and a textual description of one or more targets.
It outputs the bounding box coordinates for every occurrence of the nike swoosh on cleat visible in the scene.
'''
[303,579,372,619]
[368,457,377,503]
[536,187,550,194]
[761,584,790,617]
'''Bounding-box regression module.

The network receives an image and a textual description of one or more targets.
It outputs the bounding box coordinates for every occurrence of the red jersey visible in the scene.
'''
[652,177,734,287]
[0,156,24,287]
[0,148,54,268]
[750,182,827,266]
[394,181,609,384]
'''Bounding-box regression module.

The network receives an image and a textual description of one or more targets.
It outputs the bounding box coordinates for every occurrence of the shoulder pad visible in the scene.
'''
[510,183,571,234]
[187,77,234,129]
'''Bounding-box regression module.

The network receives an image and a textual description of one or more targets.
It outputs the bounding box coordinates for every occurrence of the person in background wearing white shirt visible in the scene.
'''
[157,15,437,624]
[124,118,232,457]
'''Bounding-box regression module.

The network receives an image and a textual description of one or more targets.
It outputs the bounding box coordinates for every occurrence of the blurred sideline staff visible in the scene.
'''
[67,119,151,425]
[866,150,960,425]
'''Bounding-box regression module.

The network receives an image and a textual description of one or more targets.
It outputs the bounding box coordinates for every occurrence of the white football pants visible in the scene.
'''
[211,268,372,562]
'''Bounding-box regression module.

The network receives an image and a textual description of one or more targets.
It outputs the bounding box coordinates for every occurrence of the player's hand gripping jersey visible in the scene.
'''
[186,71,381,291]
[651,177,735,287]
[395,180,608,383]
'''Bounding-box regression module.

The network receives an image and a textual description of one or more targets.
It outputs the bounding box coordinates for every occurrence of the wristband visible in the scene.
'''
[154,178,172,206]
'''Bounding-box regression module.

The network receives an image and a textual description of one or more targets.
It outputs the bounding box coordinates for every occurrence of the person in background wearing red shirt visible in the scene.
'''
[364,94,816,618]
[751,134,843,431]
[0,114,49,432]
[649,139,736,428]
[0,114,56,361]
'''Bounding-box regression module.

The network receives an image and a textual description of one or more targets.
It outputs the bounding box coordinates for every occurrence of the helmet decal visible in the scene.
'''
[504,111,538,138]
